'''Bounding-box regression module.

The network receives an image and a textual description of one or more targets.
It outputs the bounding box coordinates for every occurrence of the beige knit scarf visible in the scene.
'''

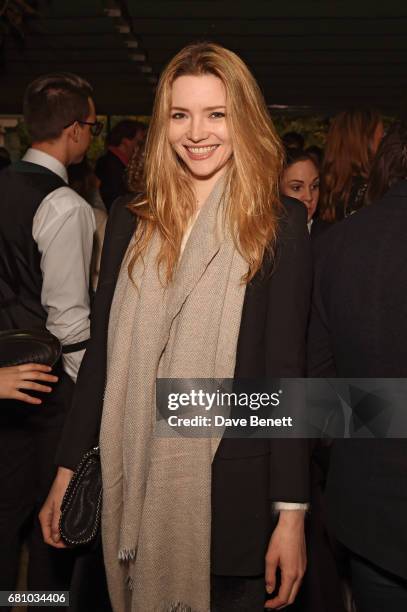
[99,178,248,612]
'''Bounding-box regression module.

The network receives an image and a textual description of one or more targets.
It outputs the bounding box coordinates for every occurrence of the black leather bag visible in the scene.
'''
[0,328,61,367]
[59,446,102,546]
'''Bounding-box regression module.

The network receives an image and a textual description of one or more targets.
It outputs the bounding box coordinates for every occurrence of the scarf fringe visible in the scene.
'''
[119,548,136,561]
[160,603,193,612]
[126,575,134,591]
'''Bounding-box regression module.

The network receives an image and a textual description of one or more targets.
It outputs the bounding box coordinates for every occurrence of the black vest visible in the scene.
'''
[0,161,66,330]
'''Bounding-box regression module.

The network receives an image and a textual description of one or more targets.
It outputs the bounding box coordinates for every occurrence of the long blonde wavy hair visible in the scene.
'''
[128,42,284,283]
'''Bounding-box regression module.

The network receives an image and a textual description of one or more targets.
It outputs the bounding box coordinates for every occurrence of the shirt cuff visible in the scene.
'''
[273,502,309,511]
[63,349,86,383]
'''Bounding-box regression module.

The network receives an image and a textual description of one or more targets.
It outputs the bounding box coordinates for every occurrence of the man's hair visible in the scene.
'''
[107,120,146,146]
[366,121,407,204]
[23,73,93,143]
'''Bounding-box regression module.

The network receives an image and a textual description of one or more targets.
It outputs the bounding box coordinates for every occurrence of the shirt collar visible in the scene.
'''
[23,148,68,183]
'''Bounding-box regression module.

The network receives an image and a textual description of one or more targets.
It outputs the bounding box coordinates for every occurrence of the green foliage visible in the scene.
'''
[271,113,329,148]
[15,119,30,152]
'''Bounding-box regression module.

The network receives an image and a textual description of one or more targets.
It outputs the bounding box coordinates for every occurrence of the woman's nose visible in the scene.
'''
[187,117,207,142]
[303,187,312,202]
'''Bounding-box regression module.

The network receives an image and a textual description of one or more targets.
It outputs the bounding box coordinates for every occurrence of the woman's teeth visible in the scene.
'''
[187,145,218,154]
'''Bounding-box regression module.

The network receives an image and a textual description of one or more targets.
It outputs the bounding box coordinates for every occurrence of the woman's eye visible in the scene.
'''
[291,185,301,192]
[171,112,186,120]
[311,182,320,191]
[210,112,225,119]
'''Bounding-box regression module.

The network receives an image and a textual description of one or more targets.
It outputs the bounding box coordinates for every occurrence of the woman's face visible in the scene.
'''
[168,74,233,183]
[280,159,319,222]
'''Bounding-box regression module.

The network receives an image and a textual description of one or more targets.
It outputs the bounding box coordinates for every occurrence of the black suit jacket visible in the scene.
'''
[57,195,312,575]
[95,151,127,213]
[308,179,407,580]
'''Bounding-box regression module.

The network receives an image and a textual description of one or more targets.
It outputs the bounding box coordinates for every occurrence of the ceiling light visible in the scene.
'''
[116,24,130,34]
[129,53,146,62]
[105,8,122,18]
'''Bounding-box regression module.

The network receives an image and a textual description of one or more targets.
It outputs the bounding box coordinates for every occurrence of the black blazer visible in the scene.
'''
[308,179,407,580]
[95,151,127,213]
[57,195,312,575]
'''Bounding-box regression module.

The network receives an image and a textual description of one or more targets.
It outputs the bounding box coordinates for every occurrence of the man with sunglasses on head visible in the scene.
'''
[0,73,100,602]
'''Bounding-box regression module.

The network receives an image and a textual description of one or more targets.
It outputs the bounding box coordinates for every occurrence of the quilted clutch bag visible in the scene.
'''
[59,446,102,546]
[0,329,61,367]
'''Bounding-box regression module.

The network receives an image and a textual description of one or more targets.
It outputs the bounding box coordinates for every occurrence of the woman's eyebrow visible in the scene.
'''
[170,105,226,111]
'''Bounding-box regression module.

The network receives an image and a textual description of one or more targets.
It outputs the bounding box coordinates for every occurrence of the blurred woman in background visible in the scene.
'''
[281,149,320,231]
[318,109,383,224]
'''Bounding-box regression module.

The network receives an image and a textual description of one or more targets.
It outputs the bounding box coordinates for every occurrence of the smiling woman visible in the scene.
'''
[42,42,315,612]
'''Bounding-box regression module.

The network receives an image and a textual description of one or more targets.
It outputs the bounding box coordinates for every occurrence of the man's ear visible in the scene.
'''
[67,122,80,143]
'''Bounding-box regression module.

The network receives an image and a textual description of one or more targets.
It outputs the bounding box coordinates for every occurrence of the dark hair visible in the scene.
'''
[282,131,305,150]
[23,72,93,143]
[284,148,318,170]
[366,122,407,204]
[107,120,146,147]
[305,145,323,168]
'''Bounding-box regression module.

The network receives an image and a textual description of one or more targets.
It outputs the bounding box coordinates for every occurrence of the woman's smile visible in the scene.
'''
[184,144,220,160]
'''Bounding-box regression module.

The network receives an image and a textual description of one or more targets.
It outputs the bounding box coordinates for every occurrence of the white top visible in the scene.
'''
[23,148,95,382]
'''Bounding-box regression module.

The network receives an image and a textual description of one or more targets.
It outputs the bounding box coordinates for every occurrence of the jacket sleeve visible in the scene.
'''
[266,198,312,503]
[307,231,337,377]
[55,197,135,469]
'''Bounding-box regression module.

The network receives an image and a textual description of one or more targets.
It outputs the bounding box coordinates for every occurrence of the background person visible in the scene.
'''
[280,149,320,231]
[308,121,407,611]
[318,108,383,225]
[95,119,147,212]
[68,158,107,291]
[0,72,96,604]
[0,364,58,404]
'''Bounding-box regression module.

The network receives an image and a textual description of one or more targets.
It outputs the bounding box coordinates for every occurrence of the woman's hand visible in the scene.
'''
[264,509,307,609]
[0,363,58,404]
[39,467,74,548]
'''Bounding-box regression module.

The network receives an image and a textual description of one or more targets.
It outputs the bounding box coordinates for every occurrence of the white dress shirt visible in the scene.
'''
[23,148,95,382]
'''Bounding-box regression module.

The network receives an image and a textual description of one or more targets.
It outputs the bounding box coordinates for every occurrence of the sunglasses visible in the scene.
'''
[64,119,104,137]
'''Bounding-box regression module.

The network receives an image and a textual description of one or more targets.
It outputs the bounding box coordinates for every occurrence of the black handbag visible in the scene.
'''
[59,446,102,546]
[0,328,61,367]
